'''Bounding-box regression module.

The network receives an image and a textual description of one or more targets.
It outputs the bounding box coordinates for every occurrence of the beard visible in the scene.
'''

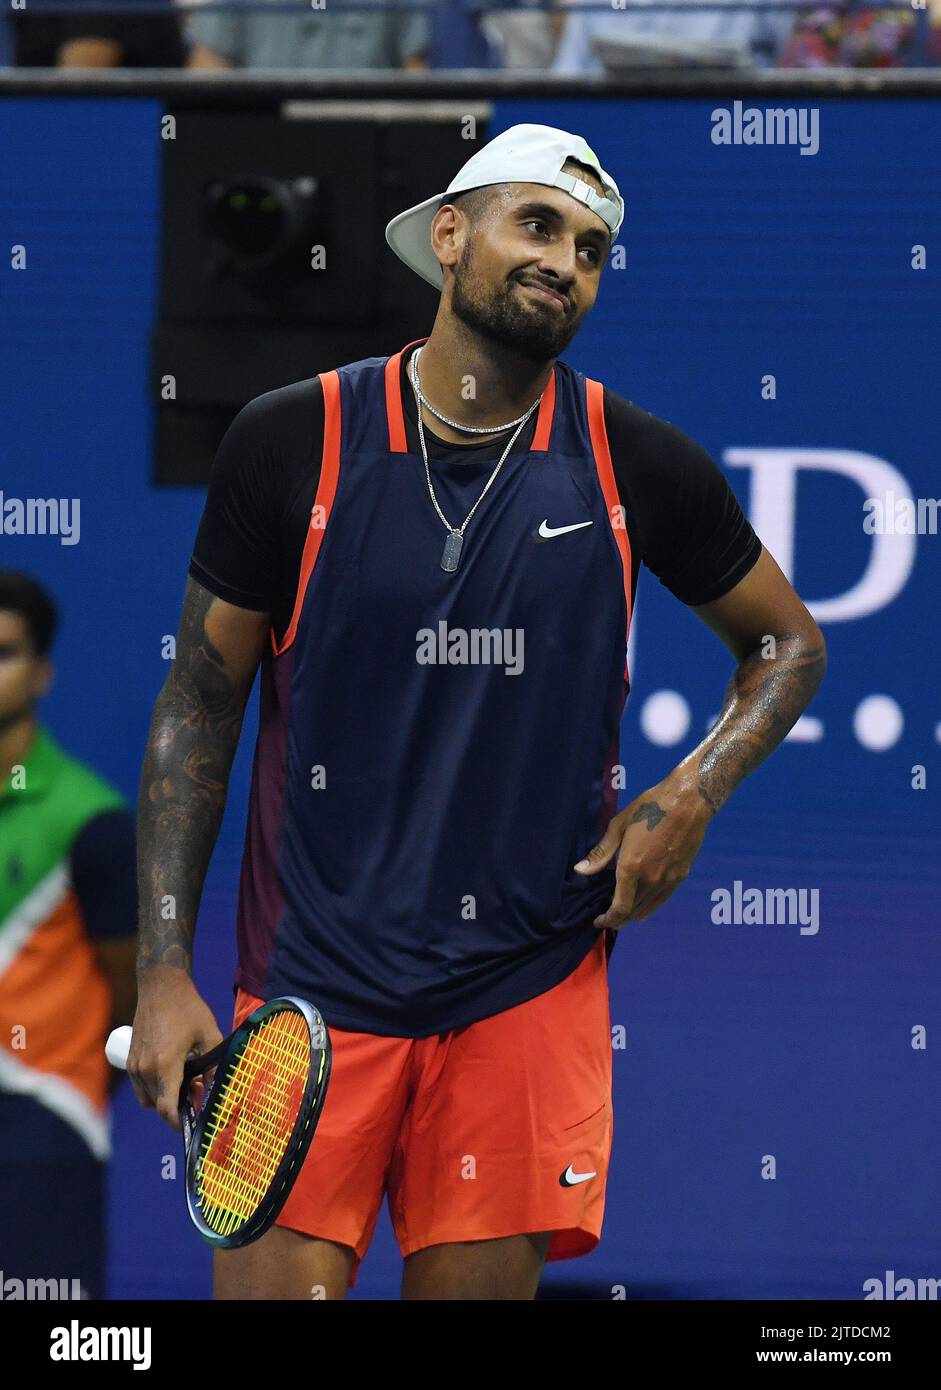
[449,240,582,363]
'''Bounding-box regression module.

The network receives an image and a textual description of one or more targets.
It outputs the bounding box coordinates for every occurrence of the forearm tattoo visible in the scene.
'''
[697,636,826,815]
[136,582,252,973]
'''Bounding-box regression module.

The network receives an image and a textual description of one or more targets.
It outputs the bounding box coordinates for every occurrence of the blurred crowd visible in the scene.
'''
[4,0,941,73]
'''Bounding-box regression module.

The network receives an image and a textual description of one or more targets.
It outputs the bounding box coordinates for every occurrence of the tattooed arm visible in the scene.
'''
[128,577,270,1127]
[576,548,827,929]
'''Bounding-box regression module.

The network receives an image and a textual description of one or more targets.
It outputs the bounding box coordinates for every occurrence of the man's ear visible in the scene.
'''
[430,204,466,278]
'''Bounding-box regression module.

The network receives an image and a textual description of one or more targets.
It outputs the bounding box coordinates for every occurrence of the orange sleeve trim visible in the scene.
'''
[585,377,633,681]
[530,367,557,451]
[274,369,342,657]
[385,348,408,453]
[385,336,430,452]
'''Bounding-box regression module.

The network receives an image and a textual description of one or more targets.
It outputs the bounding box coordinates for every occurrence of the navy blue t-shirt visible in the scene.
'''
[190,342,761,1036]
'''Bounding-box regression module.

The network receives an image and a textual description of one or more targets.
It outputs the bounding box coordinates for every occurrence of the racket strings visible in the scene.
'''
[196,1010,311,1236]
[199,1028,307,1230]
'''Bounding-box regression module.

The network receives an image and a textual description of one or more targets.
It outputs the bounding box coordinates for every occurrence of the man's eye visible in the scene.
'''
[524,220,549,236]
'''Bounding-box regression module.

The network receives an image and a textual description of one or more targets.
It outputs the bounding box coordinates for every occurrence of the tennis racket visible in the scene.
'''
[107,996,331,1249]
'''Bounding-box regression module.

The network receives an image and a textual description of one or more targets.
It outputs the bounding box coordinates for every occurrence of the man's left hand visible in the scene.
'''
[574,772,714,930]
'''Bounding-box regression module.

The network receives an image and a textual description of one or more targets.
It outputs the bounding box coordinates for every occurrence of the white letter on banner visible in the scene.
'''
[723,448,916,621]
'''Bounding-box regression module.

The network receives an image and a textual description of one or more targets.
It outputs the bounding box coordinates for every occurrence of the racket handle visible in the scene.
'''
[105,1024,223,1077]
[106,1024,133,1070]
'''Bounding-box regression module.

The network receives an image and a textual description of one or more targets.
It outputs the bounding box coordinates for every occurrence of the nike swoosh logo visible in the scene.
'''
[536,519,593,541]
[559,1163,597,1187]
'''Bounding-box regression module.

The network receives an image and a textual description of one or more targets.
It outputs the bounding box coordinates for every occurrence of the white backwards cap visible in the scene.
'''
[385,123,623,290]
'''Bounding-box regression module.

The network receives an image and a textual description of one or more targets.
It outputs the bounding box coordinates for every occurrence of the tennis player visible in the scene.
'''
[129,124,826,1299]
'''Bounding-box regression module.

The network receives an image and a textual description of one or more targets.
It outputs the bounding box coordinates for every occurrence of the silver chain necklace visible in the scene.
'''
[410,344,543,435]
[408,345,544,573]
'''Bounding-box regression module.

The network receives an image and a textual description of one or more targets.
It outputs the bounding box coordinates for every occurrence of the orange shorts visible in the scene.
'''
[232,932,612,1286]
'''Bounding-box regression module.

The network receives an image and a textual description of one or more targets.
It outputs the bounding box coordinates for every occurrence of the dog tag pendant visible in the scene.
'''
[440,529,464,573]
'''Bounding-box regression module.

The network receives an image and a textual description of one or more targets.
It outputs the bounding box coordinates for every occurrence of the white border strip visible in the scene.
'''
[0,1048,110,1161]
[0,863,71,981]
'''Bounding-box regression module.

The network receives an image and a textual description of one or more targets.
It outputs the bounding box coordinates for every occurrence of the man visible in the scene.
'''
[185,0,428,71]
[551,0,792,72]
[0,571,137,1300]
[129,124,826,1300]
[11,0,185,68]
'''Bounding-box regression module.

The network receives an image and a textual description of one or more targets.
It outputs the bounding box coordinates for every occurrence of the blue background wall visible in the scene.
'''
[1,94,938,1298]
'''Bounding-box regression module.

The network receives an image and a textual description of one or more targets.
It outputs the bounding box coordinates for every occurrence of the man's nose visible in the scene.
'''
[534,241,579,283]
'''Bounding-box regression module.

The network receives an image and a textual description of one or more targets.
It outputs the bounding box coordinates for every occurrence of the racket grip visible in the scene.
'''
[105,1024,133,1070]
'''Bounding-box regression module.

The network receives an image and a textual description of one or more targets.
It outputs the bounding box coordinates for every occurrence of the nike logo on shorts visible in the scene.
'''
[559,1163,597,1187]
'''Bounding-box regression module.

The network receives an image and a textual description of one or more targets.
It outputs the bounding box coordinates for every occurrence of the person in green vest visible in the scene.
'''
[0,570,137,1301]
